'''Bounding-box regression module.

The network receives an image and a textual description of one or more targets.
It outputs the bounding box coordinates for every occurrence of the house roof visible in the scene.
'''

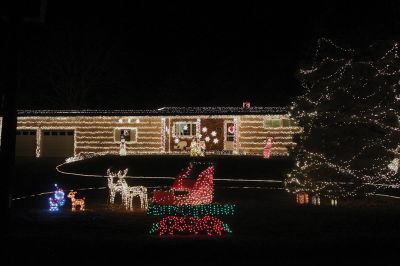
[17,106,288,116]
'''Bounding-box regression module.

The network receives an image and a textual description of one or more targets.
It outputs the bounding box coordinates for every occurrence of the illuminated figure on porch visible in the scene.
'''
[263,137,273,158]
[190,138,203,157]
[119,136,127,156]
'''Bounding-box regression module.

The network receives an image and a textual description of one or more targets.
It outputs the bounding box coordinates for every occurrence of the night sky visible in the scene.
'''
[1,1,400,109]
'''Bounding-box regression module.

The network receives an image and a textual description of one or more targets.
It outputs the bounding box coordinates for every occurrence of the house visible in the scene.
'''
[9,106,302,158]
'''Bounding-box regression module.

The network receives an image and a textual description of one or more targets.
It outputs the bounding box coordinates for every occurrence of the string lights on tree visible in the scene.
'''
[285,38,400,198]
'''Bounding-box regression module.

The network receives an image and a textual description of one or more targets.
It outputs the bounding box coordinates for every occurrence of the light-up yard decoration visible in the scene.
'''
[263,137,273,159]
[149,162,234,236]
[152,163,214,206]
[107,168,148,210]
[48,184,65,211]
[67,191,85,211]
[147,203,235,217]
[149,216,232,236]
[107,168,128,204]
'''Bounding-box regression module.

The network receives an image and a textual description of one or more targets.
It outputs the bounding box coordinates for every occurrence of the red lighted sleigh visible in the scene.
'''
[152,163,214,206]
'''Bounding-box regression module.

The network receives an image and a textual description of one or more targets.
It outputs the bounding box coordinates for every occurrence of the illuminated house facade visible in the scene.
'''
[12,107,302,158]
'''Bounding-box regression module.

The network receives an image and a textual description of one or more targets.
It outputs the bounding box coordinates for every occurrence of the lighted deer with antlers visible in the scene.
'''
[67,191,85,211]
[107,168,128,204]
[107,168,148,210]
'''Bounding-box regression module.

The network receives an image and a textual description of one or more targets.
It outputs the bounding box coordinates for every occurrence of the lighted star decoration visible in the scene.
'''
[211,131,217,137]
[205,136,210,142]
[202,127,208,133]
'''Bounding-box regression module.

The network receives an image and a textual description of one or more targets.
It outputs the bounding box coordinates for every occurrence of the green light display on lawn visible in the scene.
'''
[147,203,235,217]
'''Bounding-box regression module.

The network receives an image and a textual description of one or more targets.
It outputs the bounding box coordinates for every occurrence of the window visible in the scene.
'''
[264,119,282,128]
[114,128,137,143]
[226,122,235,141]
[174,122,197,137]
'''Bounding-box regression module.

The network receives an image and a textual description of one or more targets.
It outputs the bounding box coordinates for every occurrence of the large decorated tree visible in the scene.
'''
[285,38,400,198]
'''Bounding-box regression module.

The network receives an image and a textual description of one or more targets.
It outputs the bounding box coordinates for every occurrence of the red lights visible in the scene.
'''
[155,216,228,236]
[152,164,214,206]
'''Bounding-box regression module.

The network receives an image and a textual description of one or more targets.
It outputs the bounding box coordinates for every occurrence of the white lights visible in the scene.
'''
[14,111,301,157]
[286,39,400,198]
[107,168,148,210]
[202,127,208,133]
[213,138,219,144]
[388,158,399,174]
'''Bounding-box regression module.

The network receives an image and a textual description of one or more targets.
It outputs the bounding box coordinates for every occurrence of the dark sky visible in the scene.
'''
[2,1,400,109]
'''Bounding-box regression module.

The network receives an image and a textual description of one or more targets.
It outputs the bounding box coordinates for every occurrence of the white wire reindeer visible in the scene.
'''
[107,168,128,205]
[122,182,148,210]
[107,168,148,210]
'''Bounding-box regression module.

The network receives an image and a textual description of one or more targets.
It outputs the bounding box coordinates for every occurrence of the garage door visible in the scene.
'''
[41,130,74,157]
[16,130,37,157]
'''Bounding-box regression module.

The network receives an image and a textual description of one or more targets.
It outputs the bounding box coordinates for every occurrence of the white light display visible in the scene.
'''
[13,109,301,157]
[107,168,148,210]
[285,39,400,198]
[388,158,399,174]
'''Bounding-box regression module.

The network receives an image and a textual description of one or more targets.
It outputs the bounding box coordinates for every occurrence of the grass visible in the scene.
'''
[7,156,400,265]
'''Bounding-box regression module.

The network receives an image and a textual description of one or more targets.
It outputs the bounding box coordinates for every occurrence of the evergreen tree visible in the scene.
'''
[285,38,400,198]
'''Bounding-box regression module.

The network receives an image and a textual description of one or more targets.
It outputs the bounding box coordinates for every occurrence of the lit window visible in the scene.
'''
[264,119,282,128]
[226,123,235,141]
[114,128,137,143]
[174,122,197,137]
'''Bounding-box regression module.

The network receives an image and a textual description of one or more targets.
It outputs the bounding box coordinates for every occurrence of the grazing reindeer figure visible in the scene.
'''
[107,168,128,204]
[67,191,85,211]
[121,181,148,210]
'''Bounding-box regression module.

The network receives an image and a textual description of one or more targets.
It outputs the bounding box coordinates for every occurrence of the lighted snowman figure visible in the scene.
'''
[119,136,127,156]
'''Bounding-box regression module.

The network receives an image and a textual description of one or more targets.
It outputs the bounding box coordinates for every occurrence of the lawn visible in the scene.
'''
[7,156,400,265]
